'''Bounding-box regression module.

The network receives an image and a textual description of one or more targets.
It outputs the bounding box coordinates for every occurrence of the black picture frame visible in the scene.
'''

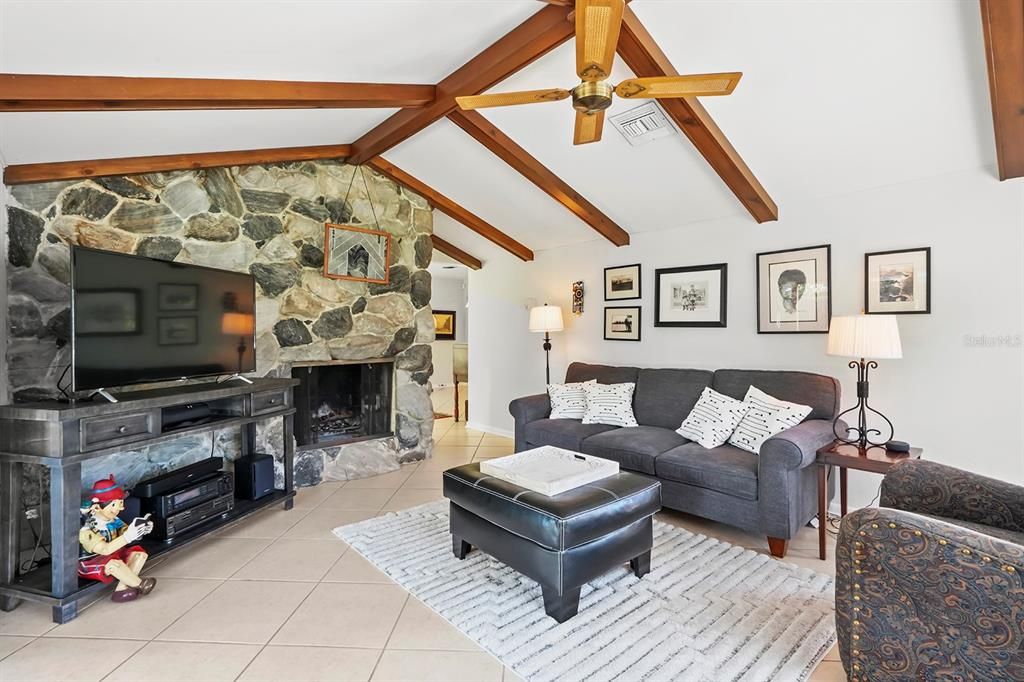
[433,310,457,340]
[74,289,142,337]
[864,247,931,315]
[157,316,199,346]
[756,244,832,334]
[604,263,642,301]
[654,263,728,328]
[604,306,641,341]
[158,283,199,312]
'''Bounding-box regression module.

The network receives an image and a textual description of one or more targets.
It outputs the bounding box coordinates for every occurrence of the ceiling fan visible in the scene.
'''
[455,0,741,145]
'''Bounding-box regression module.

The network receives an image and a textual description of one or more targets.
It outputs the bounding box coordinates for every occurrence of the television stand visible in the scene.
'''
[87,388,119,403]
[217,373,253,385]
[0,377,298,623]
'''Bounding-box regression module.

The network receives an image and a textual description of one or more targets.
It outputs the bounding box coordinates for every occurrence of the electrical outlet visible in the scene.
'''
[25,508,39,520]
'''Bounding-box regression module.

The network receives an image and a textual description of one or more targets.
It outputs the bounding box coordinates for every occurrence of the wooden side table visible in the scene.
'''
[815,441,923,560]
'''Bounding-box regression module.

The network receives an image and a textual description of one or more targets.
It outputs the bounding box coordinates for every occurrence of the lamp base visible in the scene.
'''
[832,358,894,448]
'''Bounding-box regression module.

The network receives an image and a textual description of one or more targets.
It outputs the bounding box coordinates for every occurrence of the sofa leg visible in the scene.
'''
[767,536,789,558]
[452,535,471,560]
[541,585,581,623]
[630,550,651,578]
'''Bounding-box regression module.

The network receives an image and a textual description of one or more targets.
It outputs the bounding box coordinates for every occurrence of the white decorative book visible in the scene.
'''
[479,446,619,496]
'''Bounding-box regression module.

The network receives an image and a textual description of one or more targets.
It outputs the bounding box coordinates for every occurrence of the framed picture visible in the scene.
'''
[654,264,727,327]
[604,263,641,301]
[323,223,391,285]
[74,289,141,336]
[757,244,831,334]
[432,310,456,340]
[865,247,931,314]
[158,316,198,346]
[158,283,199,311]
[604,306,641,341]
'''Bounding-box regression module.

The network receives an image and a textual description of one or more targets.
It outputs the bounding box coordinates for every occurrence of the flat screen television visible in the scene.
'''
[71,246,257,392]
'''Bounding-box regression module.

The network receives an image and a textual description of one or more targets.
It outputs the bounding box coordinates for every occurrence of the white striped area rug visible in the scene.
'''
[334,501,835,682]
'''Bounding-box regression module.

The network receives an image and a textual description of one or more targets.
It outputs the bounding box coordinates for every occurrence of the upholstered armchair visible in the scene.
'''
[835,460,1024,680]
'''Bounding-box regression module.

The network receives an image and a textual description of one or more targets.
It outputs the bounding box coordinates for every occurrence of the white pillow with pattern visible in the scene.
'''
[728,385,813,454]
[676,387,751,449]
[582,382,638,428]
[547,380,596,420]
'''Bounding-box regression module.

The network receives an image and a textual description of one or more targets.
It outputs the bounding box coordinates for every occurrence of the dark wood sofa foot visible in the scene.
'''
[630,550,651,578]
[542,585,581,623]
[767,536,789,558]
[452,535,471,560]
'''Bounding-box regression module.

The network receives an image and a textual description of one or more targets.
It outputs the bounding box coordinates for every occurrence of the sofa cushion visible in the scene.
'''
[633,368,714,429]
[524,419,618,451]
[712,369,839,421]
[565,362,640,385]
[655,443,759,501]
[582,382,638,427]
[581,426,688,475]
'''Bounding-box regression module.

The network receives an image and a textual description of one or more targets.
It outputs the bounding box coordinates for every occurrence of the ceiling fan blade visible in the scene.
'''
[576,0,625,82]
[573,110,605,145]
[614,73,742,99]
[455,88,571,111]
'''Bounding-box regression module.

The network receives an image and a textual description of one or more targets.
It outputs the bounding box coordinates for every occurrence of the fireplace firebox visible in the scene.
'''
[292,360,394,449]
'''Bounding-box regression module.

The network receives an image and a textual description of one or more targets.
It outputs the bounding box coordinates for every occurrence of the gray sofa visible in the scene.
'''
[509,362,841,558]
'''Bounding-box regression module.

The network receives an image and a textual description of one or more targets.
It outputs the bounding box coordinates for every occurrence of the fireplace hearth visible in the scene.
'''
[292,360,394,449]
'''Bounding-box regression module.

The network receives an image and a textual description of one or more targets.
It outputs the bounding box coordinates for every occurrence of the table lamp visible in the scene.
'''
[529,304,564,385]
[827,314,902,448]
[221,312,256,383]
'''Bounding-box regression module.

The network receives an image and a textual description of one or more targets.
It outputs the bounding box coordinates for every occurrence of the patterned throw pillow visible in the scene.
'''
[676,387,751,449]
[547,380,597,420]
[728,386,813,454]
[582,382,638,427]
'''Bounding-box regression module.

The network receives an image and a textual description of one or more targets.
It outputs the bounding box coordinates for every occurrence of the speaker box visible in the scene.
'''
[234,454,275,501]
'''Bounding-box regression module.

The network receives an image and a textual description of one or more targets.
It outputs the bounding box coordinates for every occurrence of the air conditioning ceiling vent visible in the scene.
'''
[609,102,678,147]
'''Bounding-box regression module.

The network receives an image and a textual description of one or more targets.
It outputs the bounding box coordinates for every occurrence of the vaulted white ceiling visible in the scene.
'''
[0,0,997,267]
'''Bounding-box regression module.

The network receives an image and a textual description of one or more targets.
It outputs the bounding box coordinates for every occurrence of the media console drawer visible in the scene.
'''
[80,411,159,451]
[251,390,289,416]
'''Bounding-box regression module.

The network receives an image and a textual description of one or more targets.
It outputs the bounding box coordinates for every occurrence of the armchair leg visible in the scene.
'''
[767,537,789,558]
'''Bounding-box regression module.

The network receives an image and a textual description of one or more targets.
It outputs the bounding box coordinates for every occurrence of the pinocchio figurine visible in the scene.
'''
[79,476,157,602]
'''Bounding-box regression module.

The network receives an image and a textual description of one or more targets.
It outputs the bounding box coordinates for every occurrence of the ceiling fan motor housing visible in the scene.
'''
[572,81,614,114]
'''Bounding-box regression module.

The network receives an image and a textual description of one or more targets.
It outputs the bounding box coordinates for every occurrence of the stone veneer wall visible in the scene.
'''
[5,160,435,496]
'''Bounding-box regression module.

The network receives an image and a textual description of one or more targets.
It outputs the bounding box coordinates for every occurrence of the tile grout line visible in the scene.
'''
[366,592,412,682]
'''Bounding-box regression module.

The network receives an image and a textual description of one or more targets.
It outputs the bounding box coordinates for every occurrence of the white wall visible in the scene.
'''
[468,166,1024,508]
[431,274,469,388]
[0,159,8,405]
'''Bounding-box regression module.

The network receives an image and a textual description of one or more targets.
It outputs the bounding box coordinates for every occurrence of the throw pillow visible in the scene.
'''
[728,385,813,454]
[582,382,638,427]
[676,387,751,449]
[547,380,596,420]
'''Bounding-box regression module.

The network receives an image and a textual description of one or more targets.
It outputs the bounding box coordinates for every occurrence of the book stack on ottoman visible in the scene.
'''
[442,446,662,622]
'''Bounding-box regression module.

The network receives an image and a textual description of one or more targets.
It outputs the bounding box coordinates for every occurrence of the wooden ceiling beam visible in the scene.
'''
[616,7,778,223]
[432,236,483,270]
[0,74,435,111]
[3,144,352,185]
[980,0,1024,180]
[347,3,576,165]
[448,108,630,246]
[367,157,534,261]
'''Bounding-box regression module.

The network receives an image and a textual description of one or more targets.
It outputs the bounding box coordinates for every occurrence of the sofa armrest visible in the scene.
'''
[881,459,1024,534]
[835,507,1024,679]
[759,419,840,471]
[508,393,551,424]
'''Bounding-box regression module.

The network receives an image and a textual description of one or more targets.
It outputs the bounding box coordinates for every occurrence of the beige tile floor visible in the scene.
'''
[0,417,843,681]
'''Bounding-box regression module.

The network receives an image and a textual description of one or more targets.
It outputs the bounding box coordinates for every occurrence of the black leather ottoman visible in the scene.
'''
[442,462,662,623]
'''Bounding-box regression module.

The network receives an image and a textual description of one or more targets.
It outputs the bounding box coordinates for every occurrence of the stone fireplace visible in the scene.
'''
[293,360,394,449]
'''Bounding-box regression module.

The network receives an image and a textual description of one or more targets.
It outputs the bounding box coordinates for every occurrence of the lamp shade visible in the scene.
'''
[827,315,902,360]
[528,304,564,333]
[222,312,255,336]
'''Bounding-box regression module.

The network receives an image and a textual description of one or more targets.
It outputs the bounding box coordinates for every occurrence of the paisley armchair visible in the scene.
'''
[835,459,1024,681]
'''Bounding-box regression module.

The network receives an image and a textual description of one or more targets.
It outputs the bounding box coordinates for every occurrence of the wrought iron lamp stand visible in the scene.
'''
[833,358,894,448]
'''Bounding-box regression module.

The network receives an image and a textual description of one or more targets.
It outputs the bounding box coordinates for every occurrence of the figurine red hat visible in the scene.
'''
[88,475,126,505]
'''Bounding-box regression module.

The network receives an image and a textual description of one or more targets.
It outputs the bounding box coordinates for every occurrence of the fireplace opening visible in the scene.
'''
[292,360,394,449]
